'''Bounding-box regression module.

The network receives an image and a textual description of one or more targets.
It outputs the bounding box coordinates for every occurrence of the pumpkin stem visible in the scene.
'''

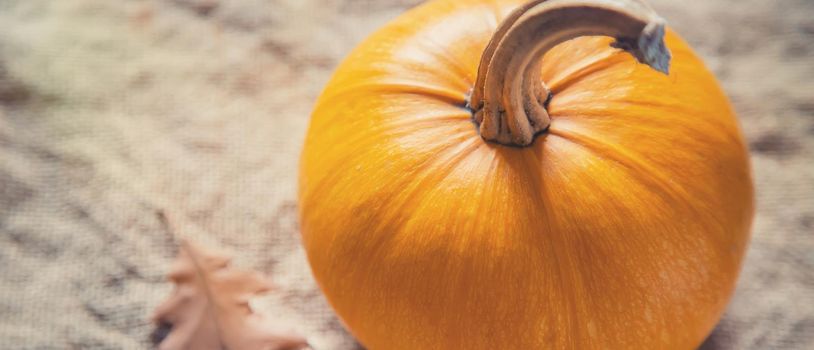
[468,0,672,146]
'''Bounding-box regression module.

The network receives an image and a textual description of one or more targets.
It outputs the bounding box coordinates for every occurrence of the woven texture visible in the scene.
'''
[0,0,812,349]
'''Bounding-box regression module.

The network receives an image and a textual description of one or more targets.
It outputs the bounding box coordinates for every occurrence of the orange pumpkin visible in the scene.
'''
[299,0,753,348]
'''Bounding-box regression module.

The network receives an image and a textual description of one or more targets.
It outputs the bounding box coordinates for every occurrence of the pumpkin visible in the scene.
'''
[299,0,753,348]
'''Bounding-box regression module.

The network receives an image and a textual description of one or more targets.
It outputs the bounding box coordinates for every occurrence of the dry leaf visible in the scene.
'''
[152,236,309,350]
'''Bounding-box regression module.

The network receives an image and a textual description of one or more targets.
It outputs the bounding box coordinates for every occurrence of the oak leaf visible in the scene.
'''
[152,237,309,350]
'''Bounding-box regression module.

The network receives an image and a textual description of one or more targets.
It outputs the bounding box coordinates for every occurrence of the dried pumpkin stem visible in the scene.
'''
[469,0,672,146]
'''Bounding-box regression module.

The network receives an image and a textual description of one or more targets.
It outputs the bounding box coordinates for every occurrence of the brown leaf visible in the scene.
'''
[152,236,309,350]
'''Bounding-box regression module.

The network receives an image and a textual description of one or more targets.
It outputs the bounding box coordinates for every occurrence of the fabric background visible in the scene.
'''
[0,0,811,348]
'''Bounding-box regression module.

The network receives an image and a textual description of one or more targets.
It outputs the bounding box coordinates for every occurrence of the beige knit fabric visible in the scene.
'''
[0,0,812,349]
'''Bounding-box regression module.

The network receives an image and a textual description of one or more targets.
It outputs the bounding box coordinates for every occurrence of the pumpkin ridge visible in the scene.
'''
[547,101,739,153]
[411,36,479,88]
[546,118,737,248]
[397,135,485,200]
[544,128,734,253]
[534,141,619,347]
[304,127,478,225]
[321,80,467,107]
[383,112,472,131]
[546,49,630,94]
[308,106,470,162]
[350,135,486,245]
[547,127,696,209]
[315,138,488,344]
[602,99,743,145]
[515,144,589,347]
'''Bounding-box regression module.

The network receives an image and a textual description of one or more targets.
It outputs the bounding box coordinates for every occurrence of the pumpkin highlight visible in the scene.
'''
[299,0,753,348]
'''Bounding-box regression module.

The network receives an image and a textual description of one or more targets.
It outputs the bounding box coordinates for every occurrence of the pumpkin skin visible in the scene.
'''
[299,0,753,349]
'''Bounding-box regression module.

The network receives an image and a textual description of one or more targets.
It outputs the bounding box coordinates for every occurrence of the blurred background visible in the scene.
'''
[0,0,811,348]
